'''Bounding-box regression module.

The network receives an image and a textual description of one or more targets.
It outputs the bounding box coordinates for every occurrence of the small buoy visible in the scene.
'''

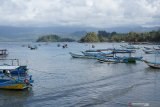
[128,102,149,107]
[24,79,29,84]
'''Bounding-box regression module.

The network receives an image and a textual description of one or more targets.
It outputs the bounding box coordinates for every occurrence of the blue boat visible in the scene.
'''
[97,57,120,63]
[82,51,114,58]
[0,65,28,75]
[0,59,34,90]
[116,56,143,63]
[0,59,28,75]
[0,73,33,90]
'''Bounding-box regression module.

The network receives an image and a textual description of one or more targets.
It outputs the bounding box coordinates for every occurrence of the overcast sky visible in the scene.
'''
[0,0,159,28]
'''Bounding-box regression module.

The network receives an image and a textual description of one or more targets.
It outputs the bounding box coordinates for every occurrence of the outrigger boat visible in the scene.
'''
[82,51,114,58]
[143,49,155,54]
[144,46,152,50]
[153,47,160,50]
[69,52,96,59]
[97,58,120,63]
[143,50,160,69]
[112,49,136,53]
[120,45,140,49]
[85,48,135,53]
[143,60,160,69]
[0,59,33,90]
[116,56,143,63]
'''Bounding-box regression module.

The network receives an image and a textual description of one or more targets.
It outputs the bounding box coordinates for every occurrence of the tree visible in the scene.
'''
[80,32,99,42]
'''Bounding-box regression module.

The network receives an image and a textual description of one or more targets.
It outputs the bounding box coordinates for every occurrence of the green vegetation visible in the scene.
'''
[36,34,75,42]
[79,30,160,43]
[80,32,99,42]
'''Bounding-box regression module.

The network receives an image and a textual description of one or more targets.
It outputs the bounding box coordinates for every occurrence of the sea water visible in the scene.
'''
[0,42,160,107]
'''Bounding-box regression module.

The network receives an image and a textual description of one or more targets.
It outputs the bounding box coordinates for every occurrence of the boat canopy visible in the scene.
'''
[0,65,19,70]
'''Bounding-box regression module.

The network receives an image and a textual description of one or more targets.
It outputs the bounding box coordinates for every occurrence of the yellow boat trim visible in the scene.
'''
[0,84,27,90]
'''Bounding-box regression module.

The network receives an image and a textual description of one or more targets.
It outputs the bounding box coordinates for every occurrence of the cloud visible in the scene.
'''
[0,0,159,28]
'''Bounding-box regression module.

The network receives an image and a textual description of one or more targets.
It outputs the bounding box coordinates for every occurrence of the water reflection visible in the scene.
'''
[0,89,34,107]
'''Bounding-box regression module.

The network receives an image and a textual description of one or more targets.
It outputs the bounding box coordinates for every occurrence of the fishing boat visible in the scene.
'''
[143,60,160,69]
[115,50,143,63]
[0,65,28,75]
[143,49,155,54]
[153,47,160,50]
[0,74,33,90]
[30,46,38,50]
[143,51,160,69]
[112,49,136,53]
[120,45,139,49]
[116,56,143,63]
[0,59,28,75]
[82,51,114,58]
[144,46,152,50]
[0,59,33,90]
[69,52,96,59]
[97,58,120,63]
[85,48,112,52]
[85,48,136,53]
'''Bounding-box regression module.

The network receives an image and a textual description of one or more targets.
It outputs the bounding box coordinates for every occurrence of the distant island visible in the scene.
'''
[36,34,75,42]
[79,30,160,43]
[36,30,160,43]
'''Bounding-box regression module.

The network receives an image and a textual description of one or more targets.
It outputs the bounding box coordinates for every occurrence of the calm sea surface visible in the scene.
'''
[0,42,160,107]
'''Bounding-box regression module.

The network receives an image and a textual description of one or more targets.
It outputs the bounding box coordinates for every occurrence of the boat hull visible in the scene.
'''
[0,83,30,90]
[69,52,96,59]
[144,60,160,69]
[98,58,119,63]
[148,64,160,69]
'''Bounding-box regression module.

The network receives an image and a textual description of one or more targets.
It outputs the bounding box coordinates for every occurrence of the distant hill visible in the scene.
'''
[36,35,75,42]
[105,26,160,33]
[0,25,159,41]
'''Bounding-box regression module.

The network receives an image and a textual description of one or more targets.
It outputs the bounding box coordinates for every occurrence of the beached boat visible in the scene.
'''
[143,60,160,69]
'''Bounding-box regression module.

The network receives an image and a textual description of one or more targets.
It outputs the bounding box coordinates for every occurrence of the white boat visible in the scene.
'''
[143,51,160,69]
[144,60,160,69]
[143,49,156,54]
[69,52,96,59]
